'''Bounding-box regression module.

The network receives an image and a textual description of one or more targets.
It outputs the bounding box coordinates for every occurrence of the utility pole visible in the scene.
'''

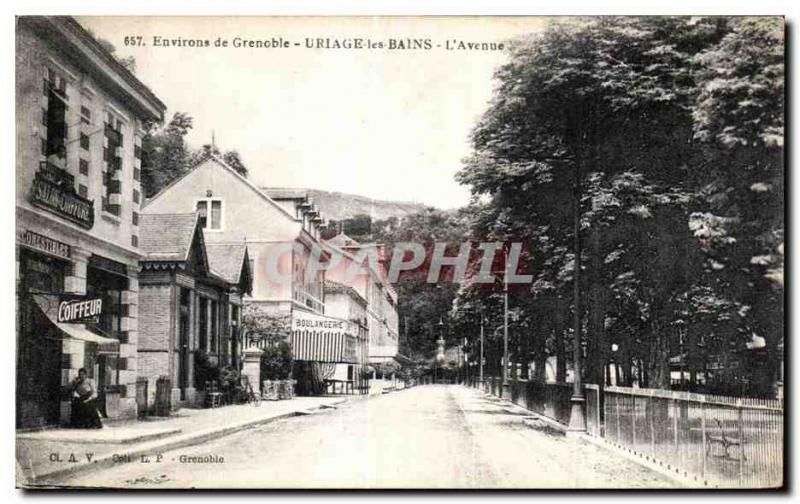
[479,315,485,382]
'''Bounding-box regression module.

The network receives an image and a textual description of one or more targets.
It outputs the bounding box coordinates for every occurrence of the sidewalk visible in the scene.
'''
[16,395,347,486]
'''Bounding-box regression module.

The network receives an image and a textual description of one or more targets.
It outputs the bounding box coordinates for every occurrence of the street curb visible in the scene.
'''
[580,434,701,489]
[22,399,349,487]
[17,427,184,446]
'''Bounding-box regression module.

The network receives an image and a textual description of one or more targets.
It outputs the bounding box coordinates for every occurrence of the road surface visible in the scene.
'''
[58,385,676,489]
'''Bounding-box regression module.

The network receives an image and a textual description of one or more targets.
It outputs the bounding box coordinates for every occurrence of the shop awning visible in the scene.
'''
[291,330,358,364]
[32,294,120,351]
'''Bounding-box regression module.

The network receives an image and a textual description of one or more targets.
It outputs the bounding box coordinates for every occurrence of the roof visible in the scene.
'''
[326,232,361,248]
[260,187,310,201]
[322,239,397,300]
[23,17,166,122]
[142,154,300,224]
[206,243,248,284]
[324,280,367,306]
[138,213,200,261]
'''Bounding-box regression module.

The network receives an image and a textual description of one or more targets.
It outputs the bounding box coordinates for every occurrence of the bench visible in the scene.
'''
[706,418,745,461]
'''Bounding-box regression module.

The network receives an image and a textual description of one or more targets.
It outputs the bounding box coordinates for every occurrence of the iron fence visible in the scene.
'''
[473,377,575,427]
[603,386,783,488]
[467,378,782,488]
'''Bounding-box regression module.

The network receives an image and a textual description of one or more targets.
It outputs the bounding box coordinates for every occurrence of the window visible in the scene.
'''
[131,235,138,248]
[78,184,88,198]
[134,145,141,159]
[80,106,91,125]
[195,198,223,230]
[44,68,69,162]
[133,167,140,182]
[80,133,90,150]
[103,111,124,216]
[79,159,89,175]
[132,211,139,226]
[133,188,140,204]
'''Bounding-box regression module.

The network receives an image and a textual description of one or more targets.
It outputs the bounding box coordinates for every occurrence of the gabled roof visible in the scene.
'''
[322,239,397,301]
[138,213,207,271]
[324,279,367,306]
[260,187,310,201]
[206,242,249,285]
[142,154,299,223]
[326,232,361,248]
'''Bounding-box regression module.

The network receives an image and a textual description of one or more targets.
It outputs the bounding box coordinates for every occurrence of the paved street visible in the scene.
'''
[58,386,676,489]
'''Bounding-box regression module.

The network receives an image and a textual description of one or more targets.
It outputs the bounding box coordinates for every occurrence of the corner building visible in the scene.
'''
[15,17,166,427]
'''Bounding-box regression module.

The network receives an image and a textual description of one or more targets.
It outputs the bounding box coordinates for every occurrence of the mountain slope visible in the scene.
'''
[265,187,430,221]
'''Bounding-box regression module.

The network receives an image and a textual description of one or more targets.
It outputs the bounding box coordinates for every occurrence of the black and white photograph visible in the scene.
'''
[12,12,785,490]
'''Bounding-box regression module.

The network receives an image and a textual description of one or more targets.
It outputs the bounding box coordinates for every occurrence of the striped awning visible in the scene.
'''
[290,311,358,363]
[291,330,357,363]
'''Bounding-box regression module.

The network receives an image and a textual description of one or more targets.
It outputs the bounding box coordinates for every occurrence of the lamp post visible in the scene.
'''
[567,126,586,436]
[502,247,509,388]
[436,318,445,384]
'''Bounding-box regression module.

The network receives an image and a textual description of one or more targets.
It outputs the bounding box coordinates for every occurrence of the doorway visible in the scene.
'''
[178,288,191,401]
[16,250,66,429]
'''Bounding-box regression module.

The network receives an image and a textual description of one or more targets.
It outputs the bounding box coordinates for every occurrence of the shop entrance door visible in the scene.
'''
[178,289,190,401]
[16,251,65,429]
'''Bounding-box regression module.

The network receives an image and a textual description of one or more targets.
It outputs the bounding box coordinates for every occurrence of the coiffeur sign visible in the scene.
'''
[58,296,103,323]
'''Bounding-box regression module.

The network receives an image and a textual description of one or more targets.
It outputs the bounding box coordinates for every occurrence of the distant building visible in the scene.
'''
[15,16,165,428]
[323,280,369,393]
[324,233,400,366]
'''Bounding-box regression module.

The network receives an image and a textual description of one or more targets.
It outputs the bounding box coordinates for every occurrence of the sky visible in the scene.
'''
[77,17,548,209]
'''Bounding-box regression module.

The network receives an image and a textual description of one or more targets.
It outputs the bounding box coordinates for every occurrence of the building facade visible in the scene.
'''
[141,156,358,394]
[324,234,400,366]
[137,213,251,410]
[323,280,370,393]
[15,16,165,428]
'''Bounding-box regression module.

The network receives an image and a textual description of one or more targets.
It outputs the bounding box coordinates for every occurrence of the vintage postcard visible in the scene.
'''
[14,15,784,489]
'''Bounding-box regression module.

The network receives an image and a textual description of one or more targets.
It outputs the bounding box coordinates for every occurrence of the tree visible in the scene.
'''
[140,111,193,197]
[454,17,783,395]
[222,150,248,177]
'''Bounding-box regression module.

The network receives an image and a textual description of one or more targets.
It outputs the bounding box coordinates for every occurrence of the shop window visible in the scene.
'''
[86,266,127,339]
[195,198,223,231]
[199,298,208,351]
[210,301,218,353]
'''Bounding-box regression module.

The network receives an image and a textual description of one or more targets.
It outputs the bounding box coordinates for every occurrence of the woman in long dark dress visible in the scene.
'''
[69,368,103,429]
